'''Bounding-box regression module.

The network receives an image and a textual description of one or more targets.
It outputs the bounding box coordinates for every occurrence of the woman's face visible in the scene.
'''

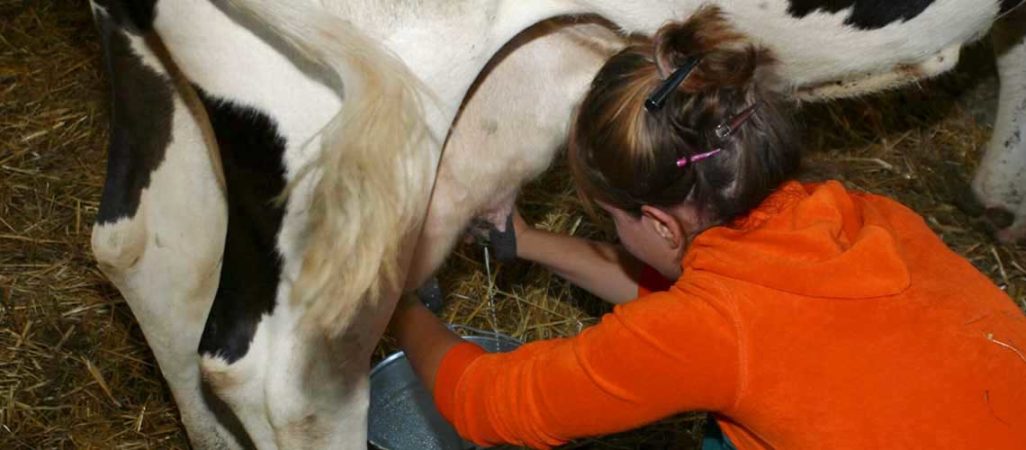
[598,202,687,280]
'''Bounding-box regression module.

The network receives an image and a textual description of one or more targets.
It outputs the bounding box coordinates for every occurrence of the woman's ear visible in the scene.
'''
[640,205,684,249]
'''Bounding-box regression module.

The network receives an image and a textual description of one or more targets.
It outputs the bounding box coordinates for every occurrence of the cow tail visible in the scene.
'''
[224,0,433,334]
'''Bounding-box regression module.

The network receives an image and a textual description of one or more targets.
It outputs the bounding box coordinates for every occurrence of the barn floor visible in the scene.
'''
[2,1,1024,449]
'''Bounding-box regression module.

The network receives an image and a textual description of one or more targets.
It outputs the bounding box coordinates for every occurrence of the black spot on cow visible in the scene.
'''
[787,0,936,30]
[197,91,286,365]
[94,15,173,224]
[92,0,157,33]
[1007,130,1022,149]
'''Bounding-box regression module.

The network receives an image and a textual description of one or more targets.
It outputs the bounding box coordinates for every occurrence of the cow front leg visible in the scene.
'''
[90,5,235,448]
[199,326,274,449]
[972,8,1026,241]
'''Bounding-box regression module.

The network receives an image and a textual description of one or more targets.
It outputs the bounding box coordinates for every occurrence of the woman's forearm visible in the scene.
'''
[391,299,464,390]
[517,228,640,304]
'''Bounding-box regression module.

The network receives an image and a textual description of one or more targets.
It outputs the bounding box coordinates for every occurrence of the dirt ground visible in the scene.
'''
[2,1,1024,449]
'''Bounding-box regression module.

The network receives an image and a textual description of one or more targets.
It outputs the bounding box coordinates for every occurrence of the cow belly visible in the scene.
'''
[724,0,1002,90]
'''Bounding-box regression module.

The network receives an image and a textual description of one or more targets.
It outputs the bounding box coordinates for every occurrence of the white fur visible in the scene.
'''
[200,340,275,449]
[798,44,962,99]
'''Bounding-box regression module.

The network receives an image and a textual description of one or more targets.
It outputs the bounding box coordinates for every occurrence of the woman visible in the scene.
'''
[390,7,1026,449]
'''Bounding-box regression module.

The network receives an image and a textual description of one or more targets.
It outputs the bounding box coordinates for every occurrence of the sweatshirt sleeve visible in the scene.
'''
[433,279,740,449]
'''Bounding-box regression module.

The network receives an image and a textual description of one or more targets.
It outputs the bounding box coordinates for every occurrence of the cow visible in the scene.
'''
[88,0,1024,448]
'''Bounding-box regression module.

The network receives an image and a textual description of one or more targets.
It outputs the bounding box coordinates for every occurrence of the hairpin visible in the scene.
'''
[676,148,722,168]
[675,102,761,168]
[645,57,701,112]
[714,102,760,140]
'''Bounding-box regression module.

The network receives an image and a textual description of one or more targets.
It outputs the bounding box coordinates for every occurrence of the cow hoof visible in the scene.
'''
[953,187,986,217]
[995,225,1026,244]
[974,207,1024,243]
[984,207,1016,230]
[978,207,1026,243]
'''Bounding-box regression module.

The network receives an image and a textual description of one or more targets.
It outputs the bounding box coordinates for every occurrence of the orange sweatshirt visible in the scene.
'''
[434,181,1026,449]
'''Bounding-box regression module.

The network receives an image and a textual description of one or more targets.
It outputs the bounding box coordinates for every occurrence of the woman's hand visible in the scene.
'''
[510,209,530,237]
[511,211,642,304]
[510,209,533,259]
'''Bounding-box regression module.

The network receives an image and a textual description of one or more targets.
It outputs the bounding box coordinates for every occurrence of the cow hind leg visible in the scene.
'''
[260,309,376,450]
[199,330,272,450]
[90,5,235,448]
[194,92,294,449]
[972,8,1026,242]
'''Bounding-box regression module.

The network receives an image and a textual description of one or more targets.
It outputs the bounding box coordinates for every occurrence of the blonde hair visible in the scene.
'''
[228,0,432,334]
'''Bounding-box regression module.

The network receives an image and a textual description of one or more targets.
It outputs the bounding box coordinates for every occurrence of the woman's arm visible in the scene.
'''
[424,287,740,449]
[513,212,641,304]
[390,297,464,390]
[392,285,740,449]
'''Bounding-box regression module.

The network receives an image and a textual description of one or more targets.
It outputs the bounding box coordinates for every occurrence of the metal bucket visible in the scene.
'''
[368,330,521,450]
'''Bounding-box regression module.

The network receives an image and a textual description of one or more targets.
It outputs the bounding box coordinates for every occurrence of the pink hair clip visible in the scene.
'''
[676,148,723,167]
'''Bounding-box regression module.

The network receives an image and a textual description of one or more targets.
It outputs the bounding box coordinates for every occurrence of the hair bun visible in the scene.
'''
[653,6,769,93]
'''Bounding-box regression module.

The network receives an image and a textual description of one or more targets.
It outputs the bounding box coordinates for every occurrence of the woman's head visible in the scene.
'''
[569,6,800,276]
[571,6,798,221]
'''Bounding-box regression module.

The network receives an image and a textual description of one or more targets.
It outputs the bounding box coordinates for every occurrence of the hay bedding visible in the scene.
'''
[1,1,1023,448]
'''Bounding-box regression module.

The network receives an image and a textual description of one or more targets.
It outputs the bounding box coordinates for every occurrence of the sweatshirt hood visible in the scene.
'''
[685,181,910,299]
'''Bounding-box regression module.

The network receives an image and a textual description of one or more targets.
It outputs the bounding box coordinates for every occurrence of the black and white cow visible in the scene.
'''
[89,0,1025,448]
